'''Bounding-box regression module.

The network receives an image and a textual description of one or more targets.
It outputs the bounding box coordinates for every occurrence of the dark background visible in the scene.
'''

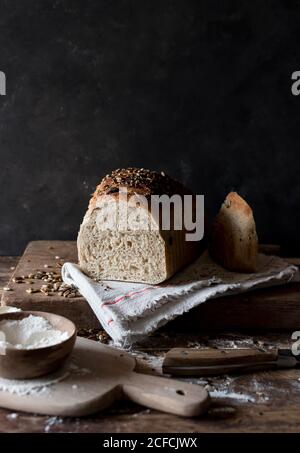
[0,0,299,256]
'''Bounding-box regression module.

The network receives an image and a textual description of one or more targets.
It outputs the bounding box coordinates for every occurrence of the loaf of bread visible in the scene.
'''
[209,192,258,272]
[77,168,203,284]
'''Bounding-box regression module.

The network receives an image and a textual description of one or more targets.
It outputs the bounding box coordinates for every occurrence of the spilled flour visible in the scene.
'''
[0,359,91,396]
[0,369,70,396]
[199,374,271,404]
[44,416,64,432]
[209,389,256,403]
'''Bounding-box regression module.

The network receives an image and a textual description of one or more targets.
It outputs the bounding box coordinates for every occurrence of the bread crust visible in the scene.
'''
[209,192,258,273]
[89,167,192,206]
[78,168,204,284]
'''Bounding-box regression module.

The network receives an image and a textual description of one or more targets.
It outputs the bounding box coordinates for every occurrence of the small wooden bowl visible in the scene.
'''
[0,311,76,379]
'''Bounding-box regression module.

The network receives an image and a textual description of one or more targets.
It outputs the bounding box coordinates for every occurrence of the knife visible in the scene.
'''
[162,347,300,376]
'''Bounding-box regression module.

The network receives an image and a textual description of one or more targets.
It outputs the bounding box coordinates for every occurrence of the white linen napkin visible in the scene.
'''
[62,251,298,346]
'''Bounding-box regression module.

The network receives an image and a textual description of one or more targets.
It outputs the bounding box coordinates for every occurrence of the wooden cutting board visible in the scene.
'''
[1,241,300,331]
[1,241,99,329]
[0,337,209,417]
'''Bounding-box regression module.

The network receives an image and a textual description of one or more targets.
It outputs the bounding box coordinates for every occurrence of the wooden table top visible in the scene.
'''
[0,256,299,433]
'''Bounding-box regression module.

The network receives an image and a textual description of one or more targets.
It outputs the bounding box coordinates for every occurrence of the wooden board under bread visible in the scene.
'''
[1,241,99,329]
[1,241,300,331]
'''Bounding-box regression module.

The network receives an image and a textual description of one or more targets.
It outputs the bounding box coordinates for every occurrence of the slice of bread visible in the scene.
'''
[209,192,258,273]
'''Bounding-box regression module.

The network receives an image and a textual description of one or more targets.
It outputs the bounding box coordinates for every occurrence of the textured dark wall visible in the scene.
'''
[0,0,299,255]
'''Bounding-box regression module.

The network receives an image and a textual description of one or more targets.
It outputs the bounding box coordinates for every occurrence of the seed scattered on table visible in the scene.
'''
[77,328,110,344]
[97,331,110,343]
[10,269,81,298]
[208,406,236,419]
[26,288,38,294]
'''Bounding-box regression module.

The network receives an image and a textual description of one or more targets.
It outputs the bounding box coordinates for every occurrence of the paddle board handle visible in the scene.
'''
[122,372,210,417]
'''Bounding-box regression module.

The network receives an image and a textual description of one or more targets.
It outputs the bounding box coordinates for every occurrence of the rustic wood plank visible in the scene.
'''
[0,363,300,432]
[286,257,300,266]
[0,251,300,432]
[259,244,281,255]
[1,242,99,329]
[0,257,19,300]
[169,283,300,331]
[2,241,299,331]
[0,257,18,284]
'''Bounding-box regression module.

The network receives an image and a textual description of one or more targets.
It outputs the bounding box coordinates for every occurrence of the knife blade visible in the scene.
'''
[162,347,300,376]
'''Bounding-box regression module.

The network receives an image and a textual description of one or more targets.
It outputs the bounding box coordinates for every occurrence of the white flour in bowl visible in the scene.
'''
[0,315,69,350]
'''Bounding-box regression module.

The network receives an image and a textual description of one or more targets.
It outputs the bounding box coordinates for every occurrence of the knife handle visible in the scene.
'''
[163,348,278,376]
